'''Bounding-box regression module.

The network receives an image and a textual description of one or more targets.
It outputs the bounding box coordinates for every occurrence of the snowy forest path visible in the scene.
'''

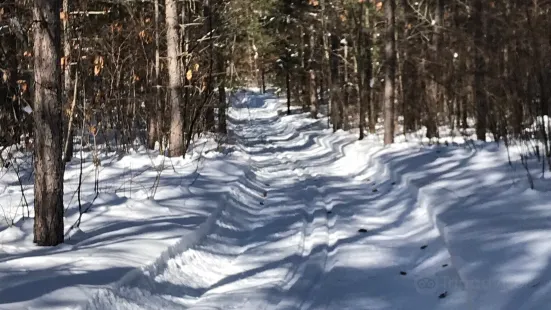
[84,90,469,310]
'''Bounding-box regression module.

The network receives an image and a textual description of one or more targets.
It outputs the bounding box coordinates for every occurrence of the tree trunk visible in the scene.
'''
[148,0,161,150]
[0,4,19,146]
[204,0,215,131]
[473,0,487,141]
[358,1,371,140]
[33,0,64,246]
[62,0,73,162]
[166,0,184,156]
[286,70,291,115]
[218,57,227,134]
[308,25,317,118]
[425,0,443,139]
[261,66,266,94]
[320,0,331,128]
[330,34,341,131]
[383,0,396,145]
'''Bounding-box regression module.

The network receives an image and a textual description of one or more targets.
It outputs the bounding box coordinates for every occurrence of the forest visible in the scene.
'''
[3,1,551,309]
[1,0,551,244]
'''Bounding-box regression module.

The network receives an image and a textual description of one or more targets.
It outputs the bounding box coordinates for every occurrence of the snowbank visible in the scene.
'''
[0,139,243,309]
[360,139,551,309]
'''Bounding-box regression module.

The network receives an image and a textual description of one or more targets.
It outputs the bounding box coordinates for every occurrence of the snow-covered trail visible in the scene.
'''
[85,91,468,309]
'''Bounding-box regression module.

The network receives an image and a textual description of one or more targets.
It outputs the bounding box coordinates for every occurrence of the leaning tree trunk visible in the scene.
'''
[33,0,64,246]
[383,0,396,145]
[62,0,73,162]
[166,0,184,156]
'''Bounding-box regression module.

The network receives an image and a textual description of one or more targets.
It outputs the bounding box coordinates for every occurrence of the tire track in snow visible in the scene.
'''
[81,96,291,309]
[184,97,317,309]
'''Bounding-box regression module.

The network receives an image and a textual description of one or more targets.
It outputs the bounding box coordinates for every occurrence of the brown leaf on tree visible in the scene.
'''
[90,125,98,136]
[94,56,104,76]
[18,81,28,93]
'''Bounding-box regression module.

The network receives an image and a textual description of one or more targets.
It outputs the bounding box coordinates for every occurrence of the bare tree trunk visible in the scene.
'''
[148,0,161,150]
[425,0,443,139]
[204,0,215,131]
[473,0,487,141]
[358,1,371,140]
[320,0,331,127]
[218,56,227,134]
[309,25,317,118]
[383,0,396,145]
[330,34,341,131]
[62,0,73,161]
[286,70,291,115]
[261,66,266,94]
[166,0,184,156]
[0,3,19,146]
[33,0,64,246]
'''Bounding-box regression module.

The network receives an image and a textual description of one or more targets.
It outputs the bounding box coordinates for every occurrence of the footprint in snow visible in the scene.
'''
[438,291,448,299]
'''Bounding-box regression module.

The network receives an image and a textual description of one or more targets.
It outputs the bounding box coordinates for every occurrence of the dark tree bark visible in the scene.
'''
[203,0,215,132]
[33,0,64,246]
[425,0,443,139]
[358,1,372,140]
[0,4,20,146]
[148,0,161,150]
[473,0,487,141]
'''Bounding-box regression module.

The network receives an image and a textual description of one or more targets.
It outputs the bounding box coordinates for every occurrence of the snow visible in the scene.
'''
[1,90,551,309]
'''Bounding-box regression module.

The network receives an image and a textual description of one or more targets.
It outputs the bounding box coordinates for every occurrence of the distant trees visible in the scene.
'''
[1,0,249,245]
[252,0,551,159]
[5,0,551,244]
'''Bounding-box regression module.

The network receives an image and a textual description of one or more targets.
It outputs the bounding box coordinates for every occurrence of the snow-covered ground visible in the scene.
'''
[1,90,551,309]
